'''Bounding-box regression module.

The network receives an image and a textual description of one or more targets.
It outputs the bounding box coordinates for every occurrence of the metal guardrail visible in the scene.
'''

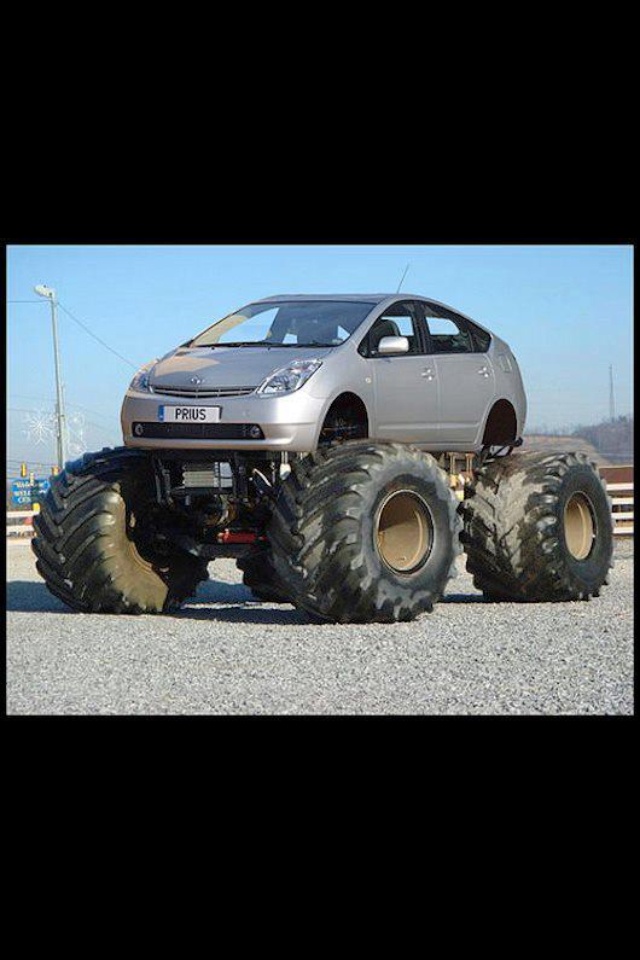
[6,508,37,542]
[607,482,634,536]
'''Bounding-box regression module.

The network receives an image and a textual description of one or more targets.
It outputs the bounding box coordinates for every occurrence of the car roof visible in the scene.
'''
[255,294,393,303]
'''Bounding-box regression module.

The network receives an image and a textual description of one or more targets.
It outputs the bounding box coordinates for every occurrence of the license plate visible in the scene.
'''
[158,405,221,423]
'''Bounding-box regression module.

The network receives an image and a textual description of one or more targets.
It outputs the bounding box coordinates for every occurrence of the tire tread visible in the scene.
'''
[31,447,208,614]
[461,451,613,601]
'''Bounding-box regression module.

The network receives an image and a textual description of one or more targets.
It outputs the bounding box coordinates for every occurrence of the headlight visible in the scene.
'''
[129,361,156,393]
[257,358,323,396]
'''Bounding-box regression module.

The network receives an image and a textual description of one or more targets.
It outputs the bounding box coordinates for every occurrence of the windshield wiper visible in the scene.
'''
[201,340,337,349]
[209,340,284,348]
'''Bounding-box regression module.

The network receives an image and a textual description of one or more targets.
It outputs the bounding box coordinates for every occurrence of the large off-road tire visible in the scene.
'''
[236,545,291,603]
[267,441,462,623]
[460,451,613,602]
[32,447,209,614]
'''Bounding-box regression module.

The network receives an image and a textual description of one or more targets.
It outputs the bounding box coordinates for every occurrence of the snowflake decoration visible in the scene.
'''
[67,412,87,457]
[23,409,56,445]
[22,408,88,457]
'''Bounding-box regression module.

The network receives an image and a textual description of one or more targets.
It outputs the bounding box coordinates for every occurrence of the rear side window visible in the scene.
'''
[422,302,491,354]
[469,323,491,352]
[426,316,473,353]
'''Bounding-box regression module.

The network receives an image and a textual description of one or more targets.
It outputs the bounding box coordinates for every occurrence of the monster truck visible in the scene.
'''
[32,294,614,622]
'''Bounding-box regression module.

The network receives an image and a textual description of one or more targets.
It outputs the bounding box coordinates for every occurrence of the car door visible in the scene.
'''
[421,302,496,446]
[362,300,440,445]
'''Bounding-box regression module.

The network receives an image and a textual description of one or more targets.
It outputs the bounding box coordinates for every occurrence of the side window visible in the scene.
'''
[468,321,491,352]
[359,301,424,356]
[422,302,492,354]
[426,316,473,354]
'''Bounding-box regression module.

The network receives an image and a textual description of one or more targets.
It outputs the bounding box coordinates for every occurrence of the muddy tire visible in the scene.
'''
[237,545,291,603]
[32,447,209,614]
[267,441,462,623]
[460,451,613,601]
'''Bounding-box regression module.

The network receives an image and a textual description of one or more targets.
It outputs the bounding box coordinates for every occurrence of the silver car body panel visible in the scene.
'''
[121,293,527,453]
[150,344,334,391]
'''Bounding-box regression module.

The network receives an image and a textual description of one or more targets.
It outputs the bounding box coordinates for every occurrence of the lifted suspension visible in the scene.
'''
[146,451,282,560]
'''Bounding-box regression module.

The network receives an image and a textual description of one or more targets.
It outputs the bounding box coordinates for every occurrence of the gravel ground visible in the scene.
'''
[5,539,634,715]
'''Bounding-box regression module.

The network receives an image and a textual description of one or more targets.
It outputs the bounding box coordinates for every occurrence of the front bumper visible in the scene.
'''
[120,389,325,452]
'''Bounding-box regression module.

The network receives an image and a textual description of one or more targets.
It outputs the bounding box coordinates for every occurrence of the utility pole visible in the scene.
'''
[609,364,615,422]
[34,284,67,469]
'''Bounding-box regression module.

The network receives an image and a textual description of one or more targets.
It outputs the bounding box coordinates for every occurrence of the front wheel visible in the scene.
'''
[267,441,462,623]
[32,448,209,614]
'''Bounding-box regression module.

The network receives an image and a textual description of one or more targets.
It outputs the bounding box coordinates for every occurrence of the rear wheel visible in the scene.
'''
[237,545,291,603]
[267,441,462,623]
[32,448,209,614]
[460,451,613,601]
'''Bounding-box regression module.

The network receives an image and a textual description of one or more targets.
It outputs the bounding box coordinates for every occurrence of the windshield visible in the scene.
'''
[189,300,374,348]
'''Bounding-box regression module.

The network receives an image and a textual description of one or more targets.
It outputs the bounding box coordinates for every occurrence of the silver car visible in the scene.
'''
[122,293,527,454]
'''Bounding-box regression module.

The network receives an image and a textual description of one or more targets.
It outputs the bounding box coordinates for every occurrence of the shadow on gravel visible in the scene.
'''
[174,604,311,625]
[441,592,487,604]
[193,581,257,604]
[177,579,311,625]
[6,581,70,613]
[6,578,313,624]
[7,577,488,621]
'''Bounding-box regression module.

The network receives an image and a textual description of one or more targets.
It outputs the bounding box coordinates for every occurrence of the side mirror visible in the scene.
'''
[377,335,409,355]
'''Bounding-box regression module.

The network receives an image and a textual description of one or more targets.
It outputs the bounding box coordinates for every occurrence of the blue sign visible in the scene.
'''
[11,478,50,505]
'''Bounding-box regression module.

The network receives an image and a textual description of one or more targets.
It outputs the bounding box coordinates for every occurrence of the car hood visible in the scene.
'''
[149,345,333,390]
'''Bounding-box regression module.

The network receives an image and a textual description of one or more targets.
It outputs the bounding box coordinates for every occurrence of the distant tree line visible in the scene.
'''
[573,415,633,462]
[526,415,633,462]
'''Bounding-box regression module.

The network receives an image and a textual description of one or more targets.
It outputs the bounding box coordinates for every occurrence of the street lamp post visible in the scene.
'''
[34,284,67,469]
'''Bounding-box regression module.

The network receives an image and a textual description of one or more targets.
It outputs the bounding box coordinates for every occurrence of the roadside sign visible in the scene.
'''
[11,478,50,506]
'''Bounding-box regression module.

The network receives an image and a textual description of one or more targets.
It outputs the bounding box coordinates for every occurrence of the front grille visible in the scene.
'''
[132,422,264,440]
[151,385,256,398]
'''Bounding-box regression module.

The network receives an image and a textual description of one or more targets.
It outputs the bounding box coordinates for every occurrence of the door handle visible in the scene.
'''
[478,366,490,378]
[421,368,434,380]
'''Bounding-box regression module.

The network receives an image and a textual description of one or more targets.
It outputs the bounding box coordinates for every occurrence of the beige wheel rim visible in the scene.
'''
[376,490,432,574]
[564,493,595,560]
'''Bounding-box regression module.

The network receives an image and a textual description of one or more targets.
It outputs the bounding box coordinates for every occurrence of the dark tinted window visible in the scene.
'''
[422,302,491,354]
[426,315,473,353]
[469,323,491,352]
